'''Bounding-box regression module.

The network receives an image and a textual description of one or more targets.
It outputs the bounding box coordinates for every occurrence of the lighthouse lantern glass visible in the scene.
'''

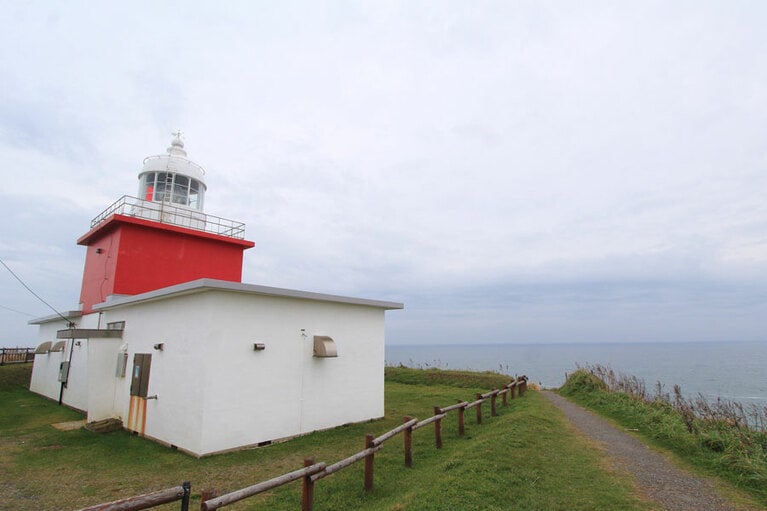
[173,175,189,205]
[189,180,202,210]
[139,172,204,211]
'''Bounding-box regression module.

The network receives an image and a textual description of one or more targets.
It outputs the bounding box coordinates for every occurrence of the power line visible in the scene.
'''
[0,257,73,325]
[0,304,34,317]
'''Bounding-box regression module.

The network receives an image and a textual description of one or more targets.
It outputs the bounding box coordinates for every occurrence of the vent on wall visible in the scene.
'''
[35,341,52,354]
[313,336,338,358]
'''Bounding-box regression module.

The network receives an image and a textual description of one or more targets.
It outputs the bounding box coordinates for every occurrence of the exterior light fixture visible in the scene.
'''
[253,343,266,351]
[153,343,164,351]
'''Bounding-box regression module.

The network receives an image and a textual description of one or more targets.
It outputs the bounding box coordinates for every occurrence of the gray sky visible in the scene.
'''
[2,2,766,346]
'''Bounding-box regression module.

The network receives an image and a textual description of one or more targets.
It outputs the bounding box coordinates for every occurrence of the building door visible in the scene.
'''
[127,353,152,435]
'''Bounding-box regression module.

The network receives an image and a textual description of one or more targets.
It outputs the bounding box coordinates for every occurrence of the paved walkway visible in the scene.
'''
[541,391,751,511]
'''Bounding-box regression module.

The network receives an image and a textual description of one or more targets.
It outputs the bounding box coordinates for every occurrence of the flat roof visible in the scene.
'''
[28,311,83,326]
[77,214,255,248]
[92,278,404,311]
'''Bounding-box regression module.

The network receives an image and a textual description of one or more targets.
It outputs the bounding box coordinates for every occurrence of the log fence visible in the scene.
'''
[75,482,191,511]
[75,376,528,511]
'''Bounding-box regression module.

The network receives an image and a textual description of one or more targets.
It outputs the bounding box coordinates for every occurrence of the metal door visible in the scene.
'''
[130,353,152,397]
[127,353,152,435]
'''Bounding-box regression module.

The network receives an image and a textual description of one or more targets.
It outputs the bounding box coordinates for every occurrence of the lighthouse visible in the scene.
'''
[76,133,255,313]
[29,134,402,456]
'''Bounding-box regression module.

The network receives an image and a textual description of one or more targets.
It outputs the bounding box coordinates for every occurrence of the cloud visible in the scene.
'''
[1,2,766,346]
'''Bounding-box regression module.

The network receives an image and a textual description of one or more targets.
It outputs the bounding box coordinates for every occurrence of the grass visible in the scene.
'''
[560,366,767,508]
[2,363,656,511]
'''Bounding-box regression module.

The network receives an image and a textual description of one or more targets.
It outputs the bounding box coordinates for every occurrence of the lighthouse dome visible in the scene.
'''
[138,132,207,211]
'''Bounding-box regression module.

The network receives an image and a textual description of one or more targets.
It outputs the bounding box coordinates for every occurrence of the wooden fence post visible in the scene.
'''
[475,393,483,425]
[404,416,413,468]
[181,481,191,511]
[433,407,443,449]
[200,489,220,511]
[510,382,516,399]
[458,404,465,436]
[364,434,375,492]
[491,390,498,417]
[302,457,315,511]
[502,389,507,407]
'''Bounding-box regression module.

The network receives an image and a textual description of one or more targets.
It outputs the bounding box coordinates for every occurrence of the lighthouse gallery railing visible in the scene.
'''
[90,195,247,239]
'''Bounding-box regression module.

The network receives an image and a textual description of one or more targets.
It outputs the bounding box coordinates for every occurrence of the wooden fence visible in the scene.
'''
[76,482,191,511]
[0,347,35,365]
[75,376,527,511]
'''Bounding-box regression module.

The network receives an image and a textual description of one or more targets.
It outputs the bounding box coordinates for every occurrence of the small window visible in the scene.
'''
[107,321,125,331]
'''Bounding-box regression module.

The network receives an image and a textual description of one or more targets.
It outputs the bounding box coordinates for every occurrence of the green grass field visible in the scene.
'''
[1,364,656,511]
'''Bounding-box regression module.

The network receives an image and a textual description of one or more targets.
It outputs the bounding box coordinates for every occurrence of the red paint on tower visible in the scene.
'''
[77,214,254,313]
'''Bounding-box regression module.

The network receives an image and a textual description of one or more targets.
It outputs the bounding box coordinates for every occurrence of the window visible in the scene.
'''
[172,175,189,205]
[143,173,156,201]
[140,172,203,209]
[189,179,202,209]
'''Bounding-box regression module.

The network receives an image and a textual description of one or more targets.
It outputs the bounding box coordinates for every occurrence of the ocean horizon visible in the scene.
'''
[385,340,767,409]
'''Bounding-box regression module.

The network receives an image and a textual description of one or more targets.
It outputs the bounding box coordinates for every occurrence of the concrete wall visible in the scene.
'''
[195,291,385,455]
[29,320,68,402]
[31,288,389,457]
[86,338,124,422]
[30,314,99,412]
[102,293,207,454]
[98,289,386,456]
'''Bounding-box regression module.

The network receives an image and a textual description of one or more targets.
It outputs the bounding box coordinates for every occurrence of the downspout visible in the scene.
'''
[58,322,76,405]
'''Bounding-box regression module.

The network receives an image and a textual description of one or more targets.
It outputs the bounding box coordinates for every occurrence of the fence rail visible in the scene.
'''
[76,375,528,511]
[0,348,34,365]
[201,463,326,511]
[76,482,191,511]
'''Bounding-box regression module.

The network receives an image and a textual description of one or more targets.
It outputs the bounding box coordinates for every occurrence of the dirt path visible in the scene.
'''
[541,391,753,511]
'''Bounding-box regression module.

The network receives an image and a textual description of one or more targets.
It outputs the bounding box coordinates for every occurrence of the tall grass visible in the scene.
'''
[560,365,767,505]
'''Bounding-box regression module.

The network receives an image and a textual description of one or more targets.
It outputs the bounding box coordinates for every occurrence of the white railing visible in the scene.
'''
[90,195,247,239]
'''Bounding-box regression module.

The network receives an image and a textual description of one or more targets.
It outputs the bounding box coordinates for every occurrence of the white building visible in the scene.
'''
[29,135,402,456]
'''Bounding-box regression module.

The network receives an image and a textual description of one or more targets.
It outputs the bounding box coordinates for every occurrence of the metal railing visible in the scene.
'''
[0,348,35,365]
[89,195,247,239]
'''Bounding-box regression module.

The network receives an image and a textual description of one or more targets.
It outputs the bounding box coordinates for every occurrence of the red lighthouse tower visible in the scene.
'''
[77,133,255,313]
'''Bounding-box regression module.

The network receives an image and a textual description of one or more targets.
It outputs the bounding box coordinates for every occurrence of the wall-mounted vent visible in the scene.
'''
[313,336,338,358]
[35,341,52,354]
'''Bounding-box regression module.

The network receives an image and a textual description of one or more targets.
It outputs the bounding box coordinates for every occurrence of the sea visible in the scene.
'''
[385,341,767,410]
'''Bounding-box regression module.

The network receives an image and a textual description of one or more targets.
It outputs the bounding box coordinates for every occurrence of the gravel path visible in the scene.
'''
[541,391,749,511]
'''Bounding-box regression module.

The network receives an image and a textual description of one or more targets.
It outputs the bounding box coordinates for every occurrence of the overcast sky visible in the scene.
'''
[2,2,766,347]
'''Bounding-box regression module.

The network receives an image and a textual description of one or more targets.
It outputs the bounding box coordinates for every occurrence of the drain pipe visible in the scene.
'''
[58,323,76,405]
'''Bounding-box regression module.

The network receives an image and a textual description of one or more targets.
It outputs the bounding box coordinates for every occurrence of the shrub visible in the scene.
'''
[559,368,608,396]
